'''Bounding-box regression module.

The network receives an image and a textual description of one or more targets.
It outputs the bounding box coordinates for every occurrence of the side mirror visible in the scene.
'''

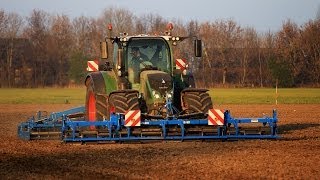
[100,41,108,59]
[194,39,202,57]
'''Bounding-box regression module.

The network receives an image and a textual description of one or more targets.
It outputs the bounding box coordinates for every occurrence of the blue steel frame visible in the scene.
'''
[61,110,278,142]
[61,115,227,142]
[224,110,278,139]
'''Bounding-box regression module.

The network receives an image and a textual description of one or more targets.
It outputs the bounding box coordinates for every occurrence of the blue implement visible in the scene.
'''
[18,106,278,142]
[59,109,278,142]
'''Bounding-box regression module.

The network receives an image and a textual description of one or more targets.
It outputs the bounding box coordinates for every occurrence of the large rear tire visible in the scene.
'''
[85,77,108,121]
[181,89,213,114]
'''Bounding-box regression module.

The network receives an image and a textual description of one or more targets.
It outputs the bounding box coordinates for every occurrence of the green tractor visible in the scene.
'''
[85,24,213,123]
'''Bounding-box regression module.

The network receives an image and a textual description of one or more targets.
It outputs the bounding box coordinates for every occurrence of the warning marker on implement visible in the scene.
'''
[176,59,187,71]
[87,60,99,71]
[208,109,225,125]
[124,110,141,127]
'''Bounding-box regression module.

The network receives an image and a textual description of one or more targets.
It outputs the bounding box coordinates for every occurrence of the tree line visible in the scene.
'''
[0,7,319,88]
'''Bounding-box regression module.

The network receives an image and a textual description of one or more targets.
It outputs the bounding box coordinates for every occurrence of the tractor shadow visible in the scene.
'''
[277,123,320,137]
[0,148,131,178]
[0,144,204,179]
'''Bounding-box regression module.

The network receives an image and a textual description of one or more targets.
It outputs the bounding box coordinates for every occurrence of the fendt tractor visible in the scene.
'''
[18,23,278,142]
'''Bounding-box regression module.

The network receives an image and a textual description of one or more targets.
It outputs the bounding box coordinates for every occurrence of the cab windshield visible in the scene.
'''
[126,38,171,74]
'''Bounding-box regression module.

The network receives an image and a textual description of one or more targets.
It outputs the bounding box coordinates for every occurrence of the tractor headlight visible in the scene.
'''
[117,70,122,76]
[182,69,187,75]
[166,90,173,100]
[152,90,161,99]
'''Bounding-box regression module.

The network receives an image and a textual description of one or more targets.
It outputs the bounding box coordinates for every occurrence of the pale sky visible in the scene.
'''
[1,0,319,32]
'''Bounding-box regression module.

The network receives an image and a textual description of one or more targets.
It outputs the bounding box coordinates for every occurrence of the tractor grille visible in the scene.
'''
[147,73,172,94]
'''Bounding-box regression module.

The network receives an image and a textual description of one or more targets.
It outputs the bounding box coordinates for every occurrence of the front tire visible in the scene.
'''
[109,91,140,113]
[181,89,213,114]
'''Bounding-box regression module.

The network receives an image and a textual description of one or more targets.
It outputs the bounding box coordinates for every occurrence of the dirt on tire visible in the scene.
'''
[0,104,319,179]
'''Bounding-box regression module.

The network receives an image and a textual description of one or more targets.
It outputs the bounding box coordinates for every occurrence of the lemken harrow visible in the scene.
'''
[18,105,278,142]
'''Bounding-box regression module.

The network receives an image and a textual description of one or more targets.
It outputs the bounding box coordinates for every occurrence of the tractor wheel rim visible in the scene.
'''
[88,92,96,122]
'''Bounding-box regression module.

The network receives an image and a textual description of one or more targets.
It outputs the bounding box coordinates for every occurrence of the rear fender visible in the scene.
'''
[109,89,139,96]
[85,71,118,95]
[181,88,209,93]
[85,72,107,94]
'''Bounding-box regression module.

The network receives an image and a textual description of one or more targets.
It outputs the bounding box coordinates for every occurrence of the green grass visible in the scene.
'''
[0,88,319,105]
[0,88,85,104]
[208,88,320,104]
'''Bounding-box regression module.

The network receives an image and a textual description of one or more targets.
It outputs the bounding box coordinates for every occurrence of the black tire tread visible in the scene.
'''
[85,77,108,121]
[182,90,213,113]
[109,91,139,113]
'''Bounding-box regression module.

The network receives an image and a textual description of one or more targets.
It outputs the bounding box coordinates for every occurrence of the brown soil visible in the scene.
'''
[0,104,319,179]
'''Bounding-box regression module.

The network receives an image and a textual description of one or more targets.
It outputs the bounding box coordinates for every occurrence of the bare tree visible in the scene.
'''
[50,14,73,86]
[1,12,24,87]
[210,20,241,85]
[73,16,91,53]
[240,27,258,86]
[134,16,147,34]
[272,20,301,86]
[299,19,320,85]
[144,13,167,34]
[0,7,318,87]
[261,30,276,86]
[99,7,134,35]
[0,10,8,37]
[87,18,102,58]
[6,12,23,38]
[198,22,214,87]
[24,9,50,87]
[0,10,8,87]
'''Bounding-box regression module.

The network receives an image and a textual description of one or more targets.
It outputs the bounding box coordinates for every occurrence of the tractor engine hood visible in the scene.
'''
[140,70,172,99]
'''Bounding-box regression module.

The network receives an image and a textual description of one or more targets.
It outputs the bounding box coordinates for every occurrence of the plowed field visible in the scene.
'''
[1,104,319,179]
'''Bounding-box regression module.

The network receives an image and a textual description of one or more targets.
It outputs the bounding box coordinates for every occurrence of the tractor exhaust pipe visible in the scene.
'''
[194,39,202,57]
